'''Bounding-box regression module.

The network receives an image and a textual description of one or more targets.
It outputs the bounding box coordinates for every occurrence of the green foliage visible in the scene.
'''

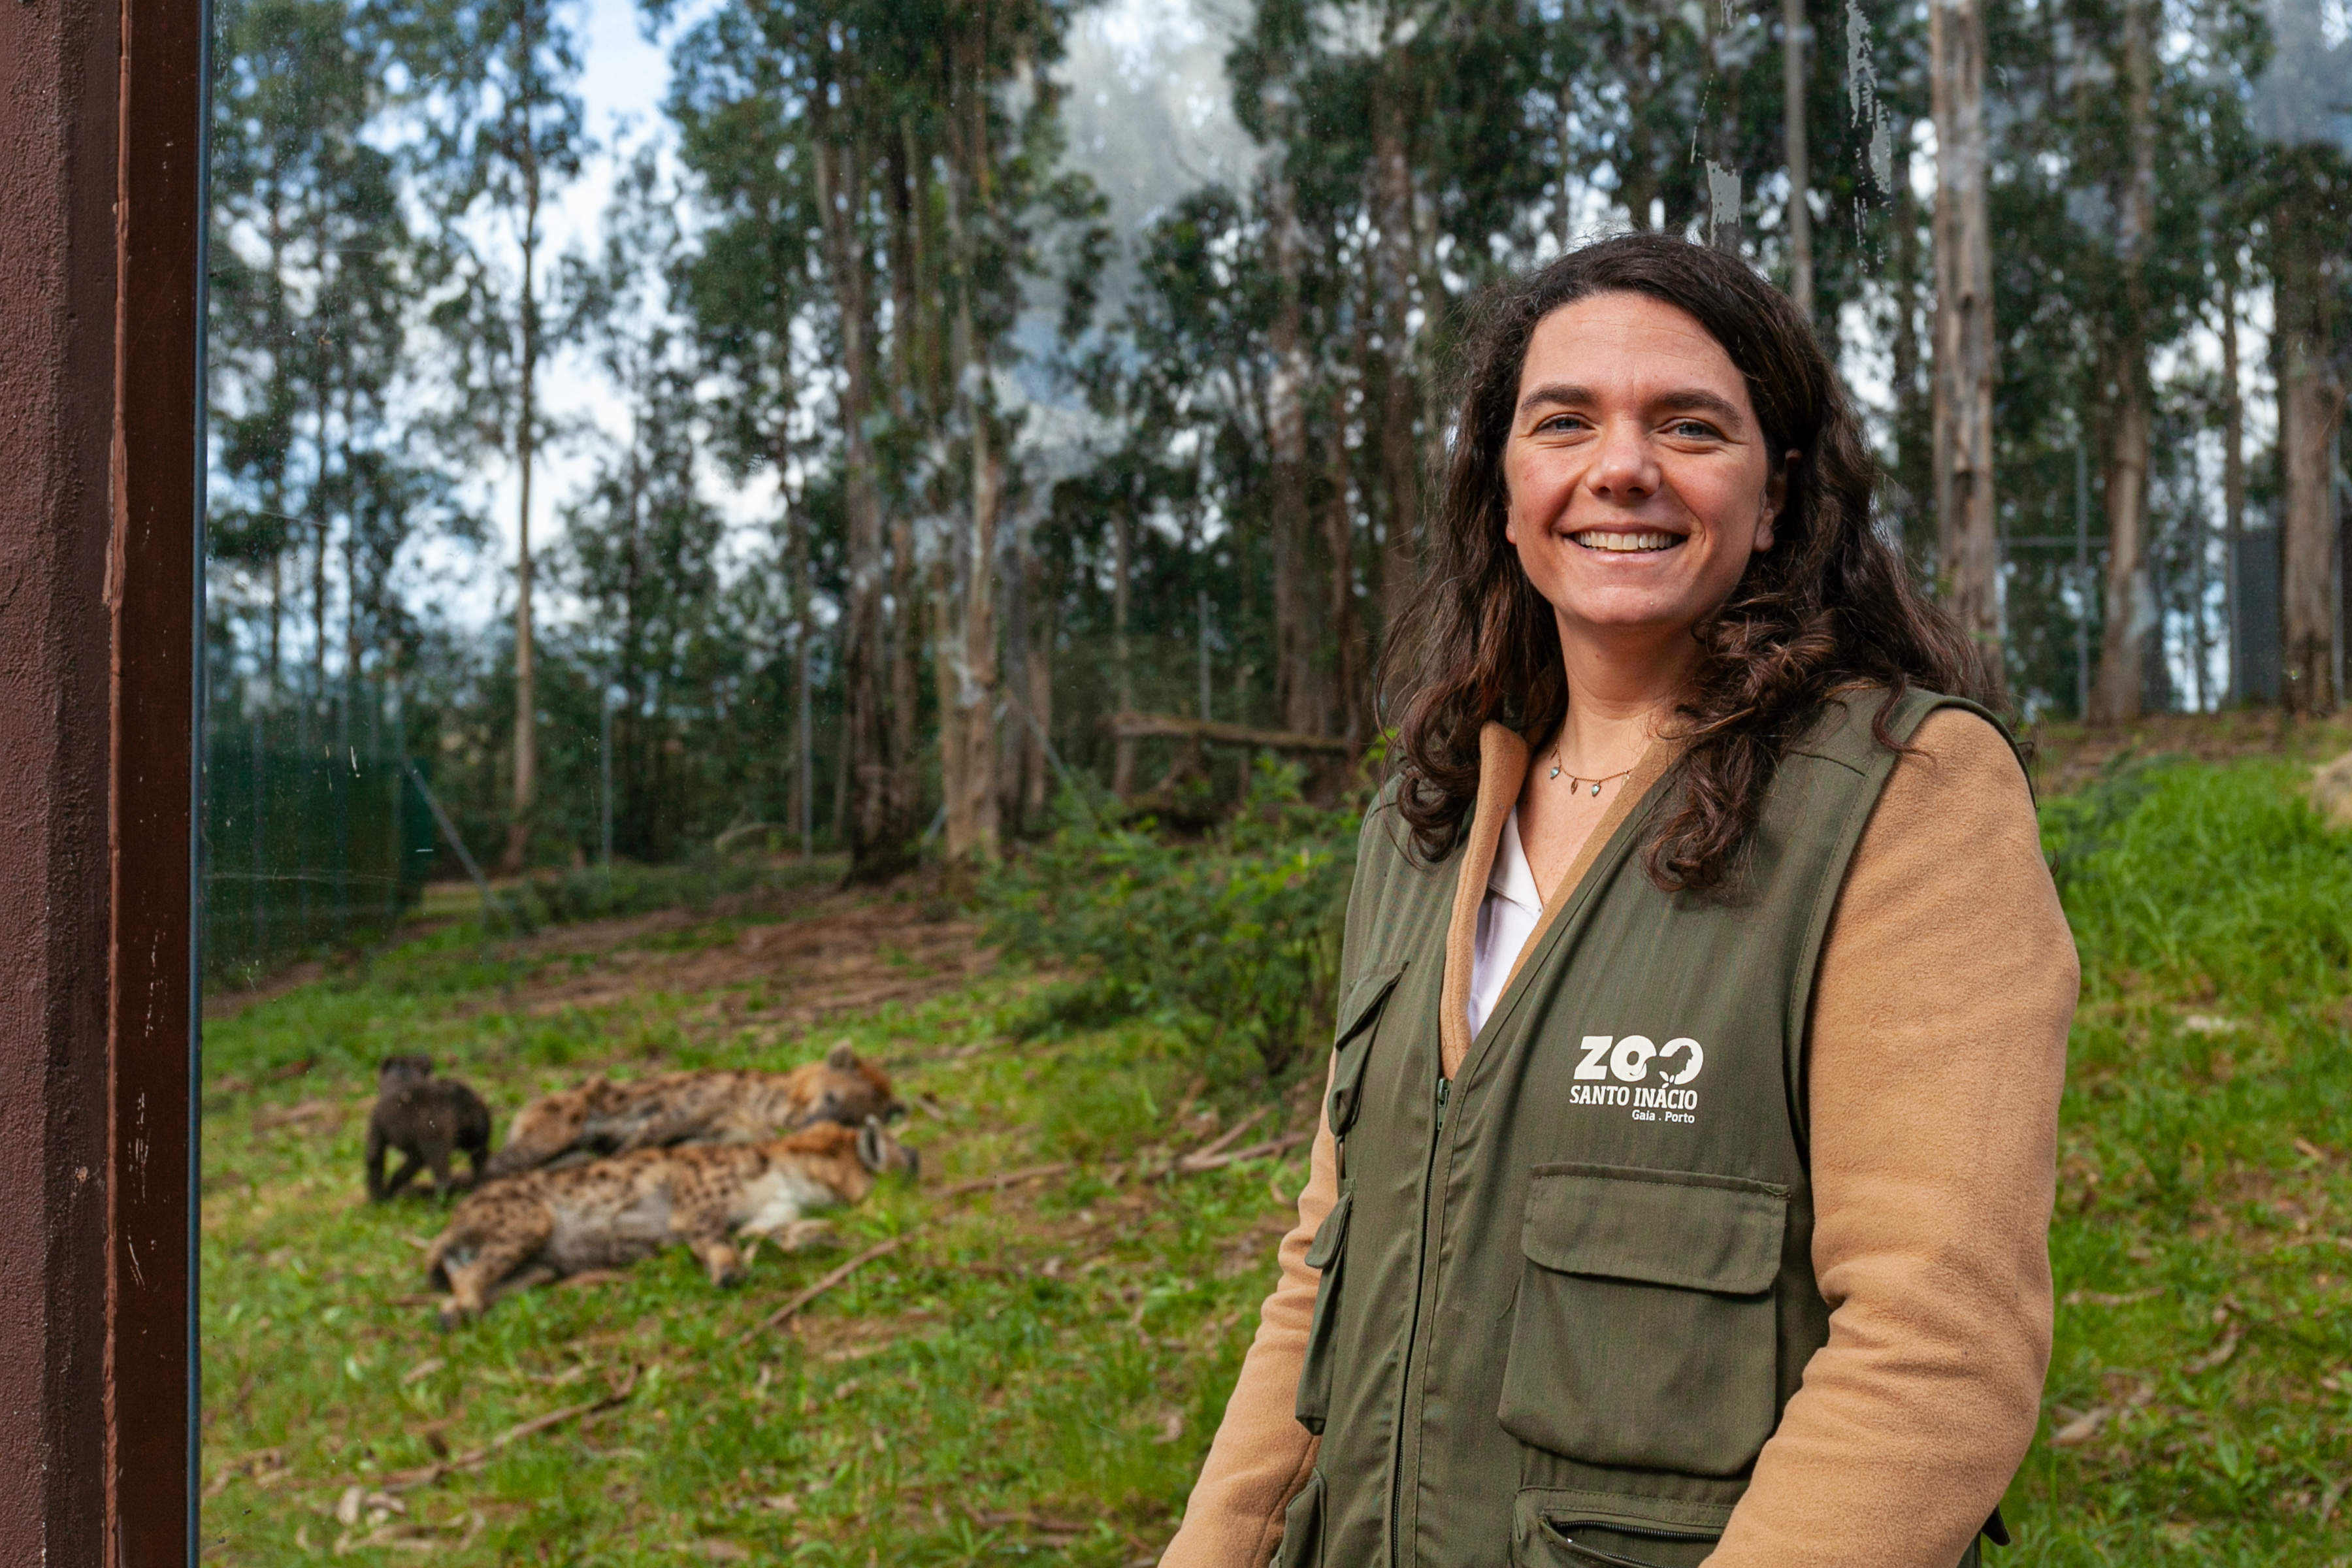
[984,760,1358,1085]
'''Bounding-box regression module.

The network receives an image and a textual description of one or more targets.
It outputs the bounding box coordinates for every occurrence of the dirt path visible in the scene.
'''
[504,890,993,1035]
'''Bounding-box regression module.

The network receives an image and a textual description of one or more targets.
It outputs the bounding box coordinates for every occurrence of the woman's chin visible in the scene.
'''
[1552,593,1710,642]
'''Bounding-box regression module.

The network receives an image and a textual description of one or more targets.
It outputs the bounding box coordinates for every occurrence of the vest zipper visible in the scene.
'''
[1387,1073,1450,1568]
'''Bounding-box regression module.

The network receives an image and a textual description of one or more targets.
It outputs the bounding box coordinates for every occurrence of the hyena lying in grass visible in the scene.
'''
[424,1117,917,1325]
[480,1043,902,1181]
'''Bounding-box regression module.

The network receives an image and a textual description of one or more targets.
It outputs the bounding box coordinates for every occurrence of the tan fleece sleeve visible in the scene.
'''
[1707,708,2076,1568]
[1158,1068,1339,1568]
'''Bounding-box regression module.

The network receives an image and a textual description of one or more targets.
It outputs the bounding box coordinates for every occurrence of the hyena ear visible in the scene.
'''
[825,1041,858,1072]
[855,1117,885,1173]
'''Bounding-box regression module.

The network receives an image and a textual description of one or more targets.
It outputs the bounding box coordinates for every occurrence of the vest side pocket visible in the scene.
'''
[1509,1488,1727,1568]
[1274,1467,1327,1568]
[1292,1187,1355,1435]
[1498,1164,1788,1478]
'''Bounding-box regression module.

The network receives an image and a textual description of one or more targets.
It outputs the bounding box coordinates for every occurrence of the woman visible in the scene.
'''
[1160,235,2074,1568]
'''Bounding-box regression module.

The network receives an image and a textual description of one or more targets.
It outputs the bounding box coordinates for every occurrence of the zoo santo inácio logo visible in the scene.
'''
[1569,1034,1704,1124]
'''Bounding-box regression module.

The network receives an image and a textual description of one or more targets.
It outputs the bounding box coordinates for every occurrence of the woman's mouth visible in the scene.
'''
[1569,529,1685,554]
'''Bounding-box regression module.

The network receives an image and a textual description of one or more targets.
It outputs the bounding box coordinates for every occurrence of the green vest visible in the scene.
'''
[1280,691,1997,1568]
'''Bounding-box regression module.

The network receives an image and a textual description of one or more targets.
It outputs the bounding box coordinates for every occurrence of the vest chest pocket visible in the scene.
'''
[1498,1164,1789,1479]
[1325,958,1405,1139]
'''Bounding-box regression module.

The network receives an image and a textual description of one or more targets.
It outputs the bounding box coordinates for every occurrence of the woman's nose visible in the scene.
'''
[1586,419,1656,501]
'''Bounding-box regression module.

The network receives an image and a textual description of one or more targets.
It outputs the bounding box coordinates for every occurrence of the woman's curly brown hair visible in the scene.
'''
[1384,233,1995,891]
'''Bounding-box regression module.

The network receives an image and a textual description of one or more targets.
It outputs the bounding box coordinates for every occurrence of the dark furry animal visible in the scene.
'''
[366,1055,492,1201]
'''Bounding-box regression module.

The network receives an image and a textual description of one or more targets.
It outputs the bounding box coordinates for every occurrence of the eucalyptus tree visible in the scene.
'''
[210,0,433,706]
[665,10,830,849]
[394,0,587,868]
[554,148,728,861]
[2253,0,2351,712]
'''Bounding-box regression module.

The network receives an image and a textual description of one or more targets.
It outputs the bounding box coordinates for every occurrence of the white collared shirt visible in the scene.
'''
[1467,806,1544,1039]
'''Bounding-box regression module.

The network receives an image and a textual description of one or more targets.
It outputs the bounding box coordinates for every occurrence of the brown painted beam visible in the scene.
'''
[107,0,204,1548]
[0,0,127,1557]
[0,0,201,1556]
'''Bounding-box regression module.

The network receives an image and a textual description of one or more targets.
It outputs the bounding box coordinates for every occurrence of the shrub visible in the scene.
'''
[984,760,1360,1083]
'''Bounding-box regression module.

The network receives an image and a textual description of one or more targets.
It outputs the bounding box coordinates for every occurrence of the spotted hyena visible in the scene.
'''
[423,1117,918,1325]
[479,1043,902,1181]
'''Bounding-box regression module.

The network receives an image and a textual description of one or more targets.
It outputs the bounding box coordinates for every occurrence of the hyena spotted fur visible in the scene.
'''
[424,1117,917,1325]
[480,1042,902,1181]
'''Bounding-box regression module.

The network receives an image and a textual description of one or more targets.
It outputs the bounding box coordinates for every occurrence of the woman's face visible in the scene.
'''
[1501,291,1784,655]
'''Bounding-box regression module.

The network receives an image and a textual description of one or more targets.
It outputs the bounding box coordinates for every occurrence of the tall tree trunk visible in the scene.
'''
[1371,83,1420,658]
[1326,384,1362,748]
[1025,588,1053,821]
[1930,0,1999,685]
[1782,0,1813,316]
[1111,493,1136,798]
[1267,163,1318,734]
[2275,197,2345,713]
[1889,133,1930,553]
[813,120,902,879]
[503,80,542,874]
[1000,532,1031,834]
[2090,0,2156,723]
[885,126,924,817]
[2220,270,2246,704]
[941,50,999,862]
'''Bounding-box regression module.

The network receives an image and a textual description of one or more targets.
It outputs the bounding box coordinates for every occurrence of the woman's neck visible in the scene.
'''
[1550,615,1697,771]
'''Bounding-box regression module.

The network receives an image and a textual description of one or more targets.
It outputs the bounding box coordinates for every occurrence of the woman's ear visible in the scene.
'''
[1757,449,1800,551]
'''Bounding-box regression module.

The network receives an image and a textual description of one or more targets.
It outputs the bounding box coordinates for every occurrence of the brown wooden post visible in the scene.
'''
[0,0,202,1555]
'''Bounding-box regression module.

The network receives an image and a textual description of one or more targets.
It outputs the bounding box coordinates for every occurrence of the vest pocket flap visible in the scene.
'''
[1520,1164,1789,1296]
[1328,960,1406,1135]
[1303,1188,1354,1270]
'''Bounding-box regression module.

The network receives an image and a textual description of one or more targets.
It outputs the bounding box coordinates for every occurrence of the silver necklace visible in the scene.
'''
[1547,743,1634,797]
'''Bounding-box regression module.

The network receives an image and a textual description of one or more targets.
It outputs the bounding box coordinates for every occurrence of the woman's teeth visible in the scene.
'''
[1571,530,1683,553]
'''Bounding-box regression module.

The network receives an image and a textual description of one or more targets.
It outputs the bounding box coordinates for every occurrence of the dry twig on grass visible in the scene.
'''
[1178,1128,1311,1175]
[934,1162,1071,1199]
[742,1235,911,1341]
[1170,1109,1268,1171]
[378,1365,638,1492]
[739,1162,1077,1343]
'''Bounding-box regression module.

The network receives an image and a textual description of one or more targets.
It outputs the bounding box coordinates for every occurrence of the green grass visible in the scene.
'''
[2015,757,2352,1564]
[203,750,2352,1564]
[201,898,1310,1565]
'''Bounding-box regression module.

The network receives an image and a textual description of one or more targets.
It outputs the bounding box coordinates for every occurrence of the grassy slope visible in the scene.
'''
[2024,758,2352,1564]
[204,752,2352,1565]
[202,902,1311,1565]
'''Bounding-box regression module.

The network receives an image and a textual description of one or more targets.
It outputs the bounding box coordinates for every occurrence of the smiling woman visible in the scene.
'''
[1157,235,2079,1568]
[1391,233,1987,893]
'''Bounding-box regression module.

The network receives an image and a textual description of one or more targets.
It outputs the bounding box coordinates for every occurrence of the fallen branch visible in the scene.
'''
[742,1235,912,1342]
[1106,711,1351,755]
[1178,1129,1313,1175]
[934,1162,1071,1200]
[1172,1109,1269,1170]
[379,1365,638,1492]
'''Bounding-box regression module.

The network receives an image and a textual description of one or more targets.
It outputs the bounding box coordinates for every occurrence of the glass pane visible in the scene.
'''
[200,0,2349,1556]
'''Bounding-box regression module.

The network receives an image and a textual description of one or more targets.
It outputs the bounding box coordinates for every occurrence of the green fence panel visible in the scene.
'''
[202,689,436,981]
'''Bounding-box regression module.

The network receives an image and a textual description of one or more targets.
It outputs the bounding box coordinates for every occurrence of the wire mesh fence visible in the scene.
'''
[203,686,436,981]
